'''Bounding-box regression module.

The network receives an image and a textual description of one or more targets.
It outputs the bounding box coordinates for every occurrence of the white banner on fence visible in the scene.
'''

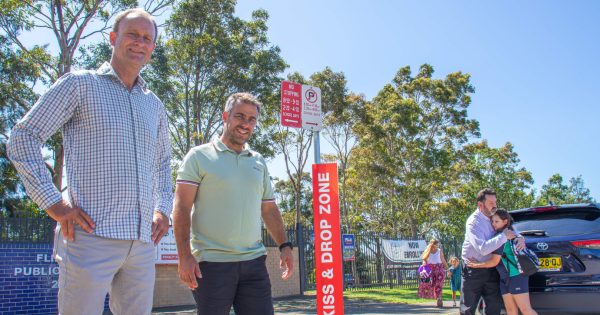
[382,239,427,264]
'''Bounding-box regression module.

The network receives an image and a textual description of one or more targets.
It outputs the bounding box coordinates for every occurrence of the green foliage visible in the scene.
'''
[159,0,286,160]
[436,141,534,237]
[0,35,45,216]
[534,174,595,206]
[0,142,42,216]
[0,0,151,192]
[0,0,176,209]
[274,173,313,226]
[348,64,480,237]
[274,68,354,227]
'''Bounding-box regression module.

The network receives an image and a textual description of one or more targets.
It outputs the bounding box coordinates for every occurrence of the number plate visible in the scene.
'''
[539,257,562,271]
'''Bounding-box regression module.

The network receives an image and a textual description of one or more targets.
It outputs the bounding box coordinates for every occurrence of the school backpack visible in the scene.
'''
[506,242,541,276]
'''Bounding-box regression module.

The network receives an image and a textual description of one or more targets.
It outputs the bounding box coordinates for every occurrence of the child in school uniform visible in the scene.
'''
[447,256,462,307]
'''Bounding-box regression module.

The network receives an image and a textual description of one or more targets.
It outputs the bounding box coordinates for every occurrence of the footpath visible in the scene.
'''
[151,295,458,315]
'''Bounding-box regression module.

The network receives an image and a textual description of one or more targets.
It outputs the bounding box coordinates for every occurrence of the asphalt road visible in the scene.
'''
[151,295,458,315]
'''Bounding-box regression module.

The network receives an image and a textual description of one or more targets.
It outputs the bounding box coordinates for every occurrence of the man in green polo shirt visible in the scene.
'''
[173,92,293,315]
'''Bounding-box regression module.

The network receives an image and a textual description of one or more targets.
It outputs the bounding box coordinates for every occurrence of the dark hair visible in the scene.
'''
[477,188,496,203]
[493,209,514,230]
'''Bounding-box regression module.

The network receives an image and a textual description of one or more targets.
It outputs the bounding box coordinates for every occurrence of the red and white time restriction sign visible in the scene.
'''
[281,81,322,130]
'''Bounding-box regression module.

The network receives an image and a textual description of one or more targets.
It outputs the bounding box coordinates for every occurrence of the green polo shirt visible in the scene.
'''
[176,139,275,262]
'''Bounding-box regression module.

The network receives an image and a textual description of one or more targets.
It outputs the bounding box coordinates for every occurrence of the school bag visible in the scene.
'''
[418,264,432,283]
[505,241,541,276]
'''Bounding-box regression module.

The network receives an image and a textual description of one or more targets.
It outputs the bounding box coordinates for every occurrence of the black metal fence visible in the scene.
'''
[0,212,54,243]
[1,212,463,292]
[298,227,463,291]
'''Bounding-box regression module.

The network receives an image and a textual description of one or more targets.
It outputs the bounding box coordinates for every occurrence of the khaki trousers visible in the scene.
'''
[54,226,155,315]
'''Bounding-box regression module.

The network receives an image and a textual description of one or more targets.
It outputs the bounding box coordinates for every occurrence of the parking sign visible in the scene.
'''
[281,81,322,130]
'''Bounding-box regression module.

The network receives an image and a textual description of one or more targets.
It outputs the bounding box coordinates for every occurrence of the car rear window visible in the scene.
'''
[512,207,600,237]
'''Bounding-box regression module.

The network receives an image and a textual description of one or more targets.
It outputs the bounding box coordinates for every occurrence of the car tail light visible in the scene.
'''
[571,240,600,249]
[532,206,558,213]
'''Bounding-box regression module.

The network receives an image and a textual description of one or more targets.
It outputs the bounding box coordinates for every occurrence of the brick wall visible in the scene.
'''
[265,247,301,298]
[153,247,301,308]
[0,243,58,314]
[0,243,111,315]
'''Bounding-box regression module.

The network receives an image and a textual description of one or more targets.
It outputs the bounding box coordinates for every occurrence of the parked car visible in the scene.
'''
[511,203,600,315]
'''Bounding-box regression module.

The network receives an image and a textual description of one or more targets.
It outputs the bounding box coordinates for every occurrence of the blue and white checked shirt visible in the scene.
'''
[7,62,173,242]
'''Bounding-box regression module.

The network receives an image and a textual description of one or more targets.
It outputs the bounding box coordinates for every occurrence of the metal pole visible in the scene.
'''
[297,130,321,295]
[314,130,321,163]
[296,222,305,294]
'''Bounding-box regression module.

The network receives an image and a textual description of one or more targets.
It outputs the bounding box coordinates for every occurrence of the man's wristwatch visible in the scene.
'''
[278,241,293,252]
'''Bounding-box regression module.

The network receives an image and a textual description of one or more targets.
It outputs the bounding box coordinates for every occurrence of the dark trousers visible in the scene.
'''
[191,255,273,315]
[460,266,503,315]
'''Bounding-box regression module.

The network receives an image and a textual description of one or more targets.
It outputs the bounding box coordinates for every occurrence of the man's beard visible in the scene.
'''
[225,128,251,146]
[483,206,497,217]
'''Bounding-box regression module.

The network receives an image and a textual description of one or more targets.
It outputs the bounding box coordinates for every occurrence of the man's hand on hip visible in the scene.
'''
[46,200,95,242]
[178,253,201,289]
[280,247,294,280]
[151,211,170,245]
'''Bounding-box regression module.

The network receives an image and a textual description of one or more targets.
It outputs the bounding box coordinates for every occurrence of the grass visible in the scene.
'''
[306,285,460,305]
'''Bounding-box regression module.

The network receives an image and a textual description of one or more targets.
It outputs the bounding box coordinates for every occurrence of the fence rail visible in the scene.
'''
[300,228,463,291]
[0,213,54,243]
[1,213,463,291]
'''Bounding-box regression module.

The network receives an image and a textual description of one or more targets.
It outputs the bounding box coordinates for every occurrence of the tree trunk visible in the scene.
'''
[52,145,64,190]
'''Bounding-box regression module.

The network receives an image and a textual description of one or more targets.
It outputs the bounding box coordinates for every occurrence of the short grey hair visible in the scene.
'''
[224,92,262,115]
[113,8,158,43]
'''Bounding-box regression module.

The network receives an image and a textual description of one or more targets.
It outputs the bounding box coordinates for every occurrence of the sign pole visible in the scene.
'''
[281,81,332,299]
[314,130,321,164]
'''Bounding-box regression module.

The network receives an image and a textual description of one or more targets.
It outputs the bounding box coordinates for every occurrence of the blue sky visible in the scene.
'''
[235,0,599,200]
[21,1,598,201]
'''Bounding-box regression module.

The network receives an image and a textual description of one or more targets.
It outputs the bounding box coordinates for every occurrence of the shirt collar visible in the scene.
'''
[213,138,251,155]
[96,62,147,90]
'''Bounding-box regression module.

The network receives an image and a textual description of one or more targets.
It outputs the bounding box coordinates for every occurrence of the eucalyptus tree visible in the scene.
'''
[534,174,595,206]
[274,68,352,227]
[351,64,480,237]
[0,0,172,190]
[163,0,286,160]
[436,141,534,237]
[315,68,364,229]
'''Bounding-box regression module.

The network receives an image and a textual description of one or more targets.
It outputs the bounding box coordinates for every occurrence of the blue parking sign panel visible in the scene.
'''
[342,234,355,261]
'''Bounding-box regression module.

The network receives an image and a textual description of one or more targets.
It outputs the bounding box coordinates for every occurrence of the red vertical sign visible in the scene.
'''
[313,163,344,315]
[280,81,302,128]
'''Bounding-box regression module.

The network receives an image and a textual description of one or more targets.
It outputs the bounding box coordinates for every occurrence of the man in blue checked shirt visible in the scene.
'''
[7,8,172,315]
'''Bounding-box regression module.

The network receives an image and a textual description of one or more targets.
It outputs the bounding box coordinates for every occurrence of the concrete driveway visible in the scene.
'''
[152,295,458,315]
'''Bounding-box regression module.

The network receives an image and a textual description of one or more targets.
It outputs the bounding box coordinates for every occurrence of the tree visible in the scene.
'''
[0,0,172,190]
[316,68,364,229]
[274,68,351,227]
[534,174,595,206]
[568,175,595,203]
[349,64,480,237]
[0,34,46,215]
[273,173,312,226]
[436,141,534,237]
[161,0,286,160]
